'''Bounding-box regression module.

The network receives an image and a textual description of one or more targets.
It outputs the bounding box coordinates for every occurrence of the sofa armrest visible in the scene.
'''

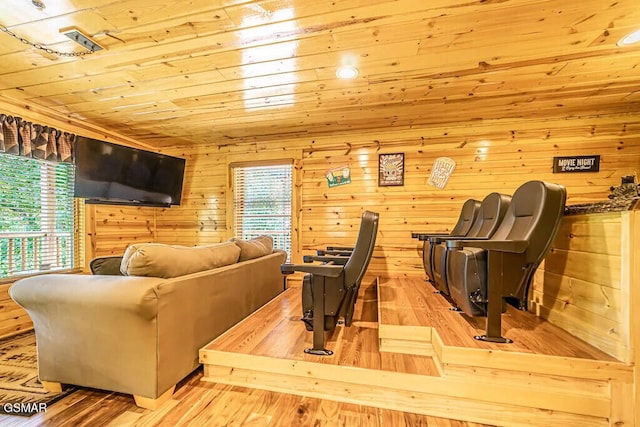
[9,274,167,398]
[11,274,165,319]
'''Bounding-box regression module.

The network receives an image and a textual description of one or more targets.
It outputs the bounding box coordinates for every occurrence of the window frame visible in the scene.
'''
[228,159,296,261]
[0,153,83,282]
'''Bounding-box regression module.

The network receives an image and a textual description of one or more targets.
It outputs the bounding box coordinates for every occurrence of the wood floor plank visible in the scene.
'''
[0,369,493,426]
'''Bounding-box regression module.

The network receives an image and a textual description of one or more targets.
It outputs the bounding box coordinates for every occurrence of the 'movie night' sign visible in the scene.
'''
[553,155,600,173]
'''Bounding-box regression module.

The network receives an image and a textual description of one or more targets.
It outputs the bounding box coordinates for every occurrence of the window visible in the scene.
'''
[233,163,292,258]
[0,153,79,279]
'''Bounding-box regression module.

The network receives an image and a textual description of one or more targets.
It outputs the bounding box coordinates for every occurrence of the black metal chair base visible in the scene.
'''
[474,334,513,344]
[304,348,334,356]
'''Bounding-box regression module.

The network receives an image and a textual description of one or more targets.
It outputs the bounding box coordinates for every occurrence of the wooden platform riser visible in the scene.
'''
[201,351,610,427]
[200,277,634,426]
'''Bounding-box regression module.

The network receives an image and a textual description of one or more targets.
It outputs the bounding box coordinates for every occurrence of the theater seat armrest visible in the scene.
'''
[281,263,344,277]
[303,255,349,265]
[446,239,529,253]
[428,236,488,244]
[316,249,352,256]
[412,232,462,241]
[326,246,354,252]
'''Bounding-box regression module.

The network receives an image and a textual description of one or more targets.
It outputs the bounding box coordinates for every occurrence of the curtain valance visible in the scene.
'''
[0,113,74,163]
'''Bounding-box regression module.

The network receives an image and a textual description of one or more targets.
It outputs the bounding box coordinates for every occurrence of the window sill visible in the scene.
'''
[0,267,84,285]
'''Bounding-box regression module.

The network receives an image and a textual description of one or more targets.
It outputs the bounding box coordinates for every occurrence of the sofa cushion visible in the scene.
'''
[230,235,274,261]
[120,242,241,278]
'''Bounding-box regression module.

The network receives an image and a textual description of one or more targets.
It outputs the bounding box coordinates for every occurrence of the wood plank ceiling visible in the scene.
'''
[0,0,639,148]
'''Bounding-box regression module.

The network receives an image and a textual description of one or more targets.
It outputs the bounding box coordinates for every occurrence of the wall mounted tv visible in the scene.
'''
[74,136,186,207]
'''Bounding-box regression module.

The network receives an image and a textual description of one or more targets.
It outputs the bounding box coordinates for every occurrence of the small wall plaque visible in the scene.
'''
[427,157,456,189]
[553,155,600,173]
[326,166,351,187]
[379,153,404,186]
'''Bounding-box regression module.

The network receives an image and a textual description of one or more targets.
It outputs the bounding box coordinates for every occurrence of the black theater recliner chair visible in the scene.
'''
[445,181,566,343]
[431,192,511,296]
[412,198,481,283]
[281,210,379,356]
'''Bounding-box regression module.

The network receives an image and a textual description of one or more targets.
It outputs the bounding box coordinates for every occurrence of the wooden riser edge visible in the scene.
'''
[380,325,633,383]
[378,337,434,356]
[200,350,618,427]
[376,289,633,383]
[200,350,632,426]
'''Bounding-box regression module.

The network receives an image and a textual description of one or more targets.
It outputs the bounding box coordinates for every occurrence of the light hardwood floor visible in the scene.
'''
[0,368,492,427]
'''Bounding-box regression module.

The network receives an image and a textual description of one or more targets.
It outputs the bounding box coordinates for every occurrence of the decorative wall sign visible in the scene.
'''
[378,153,404,186]
[553,155,600,173]
[427,157,456,189]
[326,165,351,187]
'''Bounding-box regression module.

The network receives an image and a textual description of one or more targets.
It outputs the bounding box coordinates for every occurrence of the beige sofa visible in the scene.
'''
[10,238,286,409]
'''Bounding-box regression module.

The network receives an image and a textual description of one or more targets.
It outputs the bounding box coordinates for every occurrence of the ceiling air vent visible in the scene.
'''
[60,27,103,52]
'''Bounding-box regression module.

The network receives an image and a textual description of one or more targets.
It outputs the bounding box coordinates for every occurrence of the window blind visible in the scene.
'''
[233,163,292,258]
[0,153,80,279]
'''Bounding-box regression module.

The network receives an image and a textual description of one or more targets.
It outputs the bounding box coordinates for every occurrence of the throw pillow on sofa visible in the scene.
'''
[120,242,241,278]
[230,235,274,261]
[89,256,124,275]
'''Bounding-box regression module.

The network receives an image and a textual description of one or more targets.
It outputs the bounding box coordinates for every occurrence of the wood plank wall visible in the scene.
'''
[156,151,228,246]
[147,115,640,279]
[532,211,637,363]
[87,204,157,260]
[0,282,33,338]
[298,117,639,278]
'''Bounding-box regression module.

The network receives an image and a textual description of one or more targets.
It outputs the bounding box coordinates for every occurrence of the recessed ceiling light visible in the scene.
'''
[618,29,640,46]
[336,66,358,80]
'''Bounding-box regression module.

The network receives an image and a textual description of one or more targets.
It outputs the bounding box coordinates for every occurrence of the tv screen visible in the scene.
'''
[73,136,186,207]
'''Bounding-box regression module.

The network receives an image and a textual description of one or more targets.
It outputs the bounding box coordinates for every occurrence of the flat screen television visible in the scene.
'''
[73,136,186,207]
